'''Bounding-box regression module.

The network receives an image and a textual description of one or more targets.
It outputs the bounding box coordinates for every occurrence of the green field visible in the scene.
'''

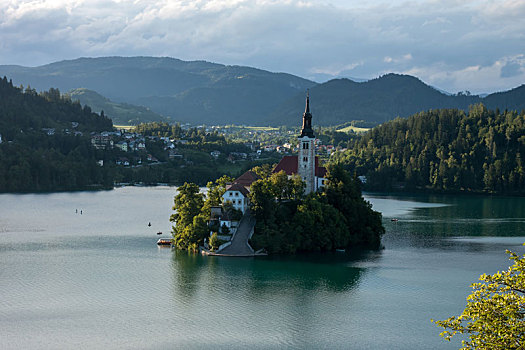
[336,125,370,133]
[114,125,135,131]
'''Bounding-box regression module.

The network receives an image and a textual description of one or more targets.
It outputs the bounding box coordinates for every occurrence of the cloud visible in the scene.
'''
[0,0,524,93]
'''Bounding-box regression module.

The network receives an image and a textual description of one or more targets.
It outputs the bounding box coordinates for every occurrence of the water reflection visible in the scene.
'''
[171,250,208,299]
[170,249,381,300]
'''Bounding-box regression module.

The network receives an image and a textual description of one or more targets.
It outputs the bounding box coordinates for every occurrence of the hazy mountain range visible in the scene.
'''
[1,56,524,126]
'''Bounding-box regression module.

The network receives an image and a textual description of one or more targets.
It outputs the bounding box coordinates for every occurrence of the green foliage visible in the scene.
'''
[333,105,525,194]
[209,232,227,251]
[249,164,384,254]
[170,183,207,251]
[251,163,274,179]
[433,246,525,349]
[0,76,115,192]
[202,175,234,216]
[220,223,230,235]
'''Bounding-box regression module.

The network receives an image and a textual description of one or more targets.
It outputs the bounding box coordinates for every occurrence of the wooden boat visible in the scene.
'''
[391,218,399,222]
[157,231,162,235]
[156,238,171,246]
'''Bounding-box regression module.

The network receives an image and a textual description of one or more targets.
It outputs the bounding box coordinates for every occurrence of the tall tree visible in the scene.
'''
[433,246,525,349]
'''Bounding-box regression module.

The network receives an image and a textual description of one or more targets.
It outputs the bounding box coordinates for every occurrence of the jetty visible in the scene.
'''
[202,209,266,257]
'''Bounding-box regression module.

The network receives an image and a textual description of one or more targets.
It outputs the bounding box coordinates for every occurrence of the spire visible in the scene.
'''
[305,89,310,114]
[299,90,314,138]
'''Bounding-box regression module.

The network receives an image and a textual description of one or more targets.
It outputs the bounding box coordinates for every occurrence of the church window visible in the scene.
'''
[303,142,309,149]
[303,157,308,162]
[235,192,239,196]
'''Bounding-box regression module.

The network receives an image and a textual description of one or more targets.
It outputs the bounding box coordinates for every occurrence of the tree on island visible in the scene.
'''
[170,182,208,251]
[433,246,525,349]
[170,176,234,251]
[249,163,384,254]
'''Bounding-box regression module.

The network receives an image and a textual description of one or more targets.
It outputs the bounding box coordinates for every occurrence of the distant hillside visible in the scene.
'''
[67,88,167,125]
[1,58,524,127]
[0,77,114,192]
[268,74,479,125]
[0,77,112,139]
[0,57,315,125]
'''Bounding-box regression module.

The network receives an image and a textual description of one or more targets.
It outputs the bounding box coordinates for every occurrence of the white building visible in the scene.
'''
[222,183,250,214]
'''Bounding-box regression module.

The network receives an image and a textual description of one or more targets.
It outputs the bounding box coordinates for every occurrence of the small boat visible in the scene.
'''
[335,249,346,253]
[157,231,162,235]
[157,238,171,246]
[148,222,151,227]
[391,218,399,222]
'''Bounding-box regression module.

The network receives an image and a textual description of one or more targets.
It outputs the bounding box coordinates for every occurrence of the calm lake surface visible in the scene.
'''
[1,187,524,349]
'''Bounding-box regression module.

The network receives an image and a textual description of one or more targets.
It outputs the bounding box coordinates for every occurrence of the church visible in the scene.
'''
[273,93,327,194]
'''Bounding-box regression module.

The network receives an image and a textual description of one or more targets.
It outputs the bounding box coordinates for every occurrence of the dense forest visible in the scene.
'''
[249,164,384,254]
[332,104,525,194]
[0,76,115,192]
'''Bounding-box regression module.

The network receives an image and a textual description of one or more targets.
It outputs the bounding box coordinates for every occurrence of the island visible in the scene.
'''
[170,94,385,254]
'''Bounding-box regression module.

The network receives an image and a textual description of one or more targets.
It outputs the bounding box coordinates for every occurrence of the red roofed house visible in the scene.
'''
[222,183,250,213]
[272,93,327,194]
[233,170,261,188]
[221,170,261,214]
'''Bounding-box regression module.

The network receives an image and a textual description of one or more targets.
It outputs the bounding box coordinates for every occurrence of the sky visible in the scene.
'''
[1,0,524,94]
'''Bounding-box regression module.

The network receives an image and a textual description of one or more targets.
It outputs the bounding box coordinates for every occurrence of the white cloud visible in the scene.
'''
[0,0,524,92]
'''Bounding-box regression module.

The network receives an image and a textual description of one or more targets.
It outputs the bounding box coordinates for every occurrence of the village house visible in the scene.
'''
[115,141,128,152]
[91,134,114,150]
[221,170,261,214]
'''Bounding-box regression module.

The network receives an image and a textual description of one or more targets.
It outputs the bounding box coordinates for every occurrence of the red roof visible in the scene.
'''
[273,155,326,178]
[234,171,261,187]
[225,183,250,197]
[273,156,298,175]
[315,157,327,177]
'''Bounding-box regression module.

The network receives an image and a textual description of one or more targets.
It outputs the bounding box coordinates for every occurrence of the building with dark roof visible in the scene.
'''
[233,170,261,188]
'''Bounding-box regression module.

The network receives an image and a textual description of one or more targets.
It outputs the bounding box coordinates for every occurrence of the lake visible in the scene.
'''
[1,187,524,349]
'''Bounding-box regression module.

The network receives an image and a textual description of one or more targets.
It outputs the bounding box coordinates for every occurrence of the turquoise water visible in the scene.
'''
[0,187,524,349]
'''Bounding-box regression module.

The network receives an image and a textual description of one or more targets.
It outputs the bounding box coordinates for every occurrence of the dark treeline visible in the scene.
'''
[250,165,384,254]
[0,77,112,138]
[0,77,115,192]
[332,104,525,194]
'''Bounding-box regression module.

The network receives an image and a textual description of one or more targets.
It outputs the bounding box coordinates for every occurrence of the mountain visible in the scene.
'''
[0,57,315,125]
[1,58,524,127]
[269,74,525,126]
[268,74,474,125]
[67,88,167,125]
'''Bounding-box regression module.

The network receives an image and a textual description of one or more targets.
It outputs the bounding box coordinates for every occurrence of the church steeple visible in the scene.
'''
[299,90,315,138]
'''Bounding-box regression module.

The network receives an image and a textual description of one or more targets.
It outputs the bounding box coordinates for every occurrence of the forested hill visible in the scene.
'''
[67,88,167,125]
[332,104,525,194]
[0,77,113,139]
[2,57,524,126]
[0,56,315,125]
[0,77,114,192]
[270,74,525,126]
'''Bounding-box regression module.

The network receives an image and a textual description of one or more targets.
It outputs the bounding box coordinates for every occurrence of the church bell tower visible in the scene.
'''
[298,91,316,194]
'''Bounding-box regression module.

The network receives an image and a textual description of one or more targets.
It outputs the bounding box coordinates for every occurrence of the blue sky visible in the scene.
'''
[1,0,524,94]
